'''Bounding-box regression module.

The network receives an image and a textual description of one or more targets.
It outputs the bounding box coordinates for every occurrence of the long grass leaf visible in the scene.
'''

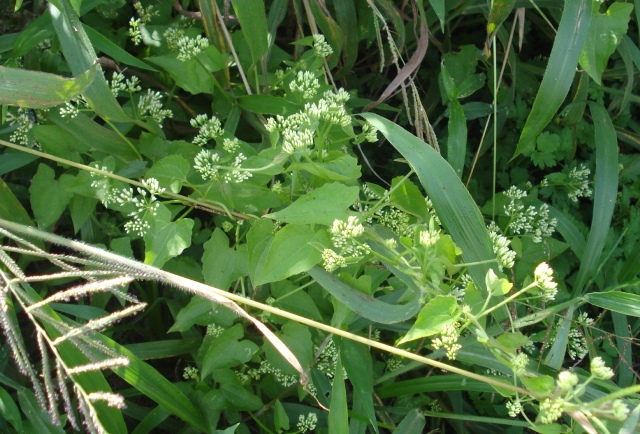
[512,0,592,158]
[573,103,619,294]
[231,0,269,67]
[362,113,496,296]
[48,1,129,122]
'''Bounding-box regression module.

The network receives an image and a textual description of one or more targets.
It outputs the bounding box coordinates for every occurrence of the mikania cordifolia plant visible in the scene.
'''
[0,0,638,433]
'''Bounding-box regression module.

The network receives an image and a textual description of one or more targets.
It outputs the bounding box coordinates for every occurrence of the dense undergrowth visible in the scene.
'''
[0,0,639,433]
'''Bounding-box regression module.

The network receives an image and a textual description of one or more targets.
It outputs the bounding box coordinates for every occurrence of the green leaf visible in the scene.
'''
[144,206,194,268]
[328,354,349,433]
[573,103,618,294]
[17,390,65,434]
[0,65,96,108]
[168,295,237,333]
[513,0,592,158]
[247,219,275,284]
[264,322,313,375]
[145,155,190,194]
[447,100,467,177]
[389,177,431,221]
[398,296,457,344]
[0,178,34,227]
[289,154,361,181]
[485,269,512,296]
[579,2,633,85]
[520,375,555,397]
[486,0,516,39]
[586,291,640,317]
[362,113,497,296]
[202,229,248,289]
[145,53,216,95]
[29,164,74,229]
[255,225,329,284]
[428,0,446,29]
[265,183,359,225]
[274,400,290,432]
[201,331,258,377]
[220,383,262,411]
[308,266,421,324]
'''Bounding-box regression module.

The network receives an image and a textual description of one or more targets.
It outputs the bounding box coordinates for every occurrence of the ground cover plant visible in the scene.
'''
[0,0,639,432]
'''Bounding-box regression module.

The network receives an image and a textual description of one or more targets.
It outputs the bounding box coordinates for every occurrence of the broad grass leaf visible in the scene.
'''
[307,266,421,324]
[586,292,640,317]
[49,1,129,122]
[0,387,22,432]
[447,100,467,177]
[544,304,575,370]
[237,94,301,116]
[328,354,349,433]
[573,103,618,294]
[579,3,634,85]
[144,206,194,268]
[398,295,457,344]
[513,0,592,158]
[17,390,65,434]
[340,340,378,433]
[84,24,157,71]
[255,224,329,285]
[377,375,493,398]
[0,65,95,108]
[265,183,359,225]
[125,339,201,360]
[231,0,269,67]
[362,113,497,296]
[392,408,425,434]
[332,0,358,77]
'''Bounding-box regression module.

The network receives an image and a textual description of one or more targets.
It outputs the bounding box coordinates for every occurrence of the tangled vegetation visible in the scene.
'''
[0,0,639,433]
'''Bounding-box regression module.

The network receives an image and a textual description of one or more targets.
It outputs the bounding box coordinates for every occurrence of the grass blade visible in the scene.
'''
[328,354,349,433]
[573,103,619,294]
[231,0,269,68]
[362,113,497,296]
[512,0,592,158]
[447,100,467,177]
[48,0,129,122]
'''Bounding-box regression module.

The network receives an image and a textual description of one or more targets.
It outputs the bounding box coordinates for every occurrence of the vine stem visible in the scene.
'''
[0,218,538,398]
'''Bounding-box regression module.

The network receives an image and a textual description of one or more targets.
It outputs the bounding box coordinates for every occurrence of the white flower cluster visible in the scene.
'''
[567,164,592,203]
[163,27,184,51]
[193,148,252,184]
[361,121,379,143]
[504,186,557,243]
[190,114,223,146]
[137,89,173,126]
[567,327,588,360]
[176,35,209,61]
[487,223,516,270]
[322,217,369,271]
[376,207,413,237]
[183,366,199,380]
[537,397,564,424]
[129,18,142,45]
[419,225,440,248]
[6,108,37,147]
[114,178,165,237]
[289,71,320,100]
[246,360,298,387]
[297,412,318,433]
[312,34,333,58]
[431,322,461,360]
[110,72,142,97]
[506,400,523,417]
[534,262,558,301]
[511,353,529,375]
[205,324,224,338]
[590,356,614,380]
[315,339,347,381]
[133,2,158,23]
[264,87,352,155]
